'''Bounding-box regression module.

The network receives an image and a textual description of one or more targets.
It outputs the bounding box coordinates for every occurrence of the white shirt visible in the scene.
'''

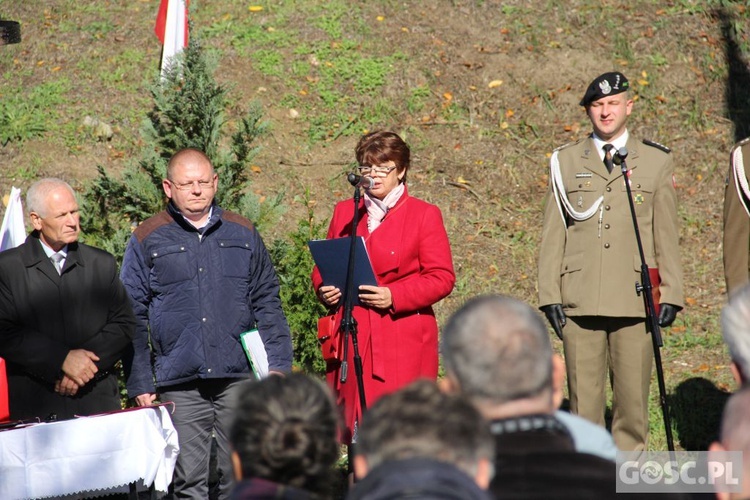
[40,240,68,270]
[592,130,629,162]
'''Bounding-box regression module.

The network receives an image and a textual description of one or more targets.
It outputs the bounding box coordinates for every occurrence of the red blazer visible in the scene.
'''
[312,187,455,437]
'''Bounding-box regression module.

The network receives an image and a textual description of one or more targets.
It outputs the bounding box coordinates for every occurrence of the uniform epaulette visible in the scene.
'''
[553,137,584,153]
[642,139,671,154]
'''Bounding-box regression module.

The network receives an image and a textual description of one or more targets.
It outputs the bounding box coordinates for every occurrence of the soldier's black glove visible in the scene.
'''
[657,303,680,328]
[540,304,566,340]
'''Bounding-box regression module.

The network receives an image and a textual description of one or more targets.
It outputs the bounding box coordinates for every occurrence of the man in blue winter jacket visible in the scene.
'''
[120,148,293,499]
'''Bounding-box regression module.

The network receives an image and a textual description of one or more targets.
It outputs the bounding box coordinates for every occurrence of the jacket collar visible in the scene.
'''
[580,136,641,181]
[166,201,223,235]
[21,231,83,275]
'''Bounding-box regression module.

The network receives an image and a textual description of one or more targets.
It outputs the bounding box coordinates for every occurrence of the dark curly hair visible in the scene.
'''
[230,374,340,496]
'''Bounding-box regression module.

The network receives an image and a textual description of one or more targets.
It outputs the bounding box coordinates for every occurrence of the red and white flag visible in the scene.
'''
[155,0,189,79]
[0,187,26,252]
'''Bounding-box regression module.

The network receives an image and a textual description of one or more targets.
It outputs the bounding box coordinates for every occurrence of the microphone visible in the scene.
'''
[613,147,628,166]
[347,173,374,189]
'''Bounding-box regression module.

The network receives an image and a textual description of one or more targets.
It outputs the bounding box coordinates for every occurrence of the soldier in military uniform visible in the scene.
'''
[537,72,684,451]
[723,137,750,295]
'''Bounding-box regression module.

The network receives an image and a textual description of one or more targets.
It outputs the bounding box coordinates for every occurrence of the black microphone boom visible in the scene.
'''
[613,146,628,166]
[347,173,374,189]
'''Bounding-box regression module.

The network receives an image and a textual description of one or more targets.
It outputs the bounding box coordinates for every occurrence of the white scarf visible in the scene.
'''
[365,183,405,233]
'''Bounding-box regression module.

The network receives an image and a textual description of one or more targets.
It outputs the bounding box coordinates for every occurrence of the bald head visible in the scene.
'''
[167,148,214,180]
[441,294,553,410]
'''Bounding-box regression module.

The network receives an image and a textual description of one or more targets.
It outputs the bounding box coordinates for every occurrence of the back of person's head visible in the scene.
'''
[441,294,553,408]
[722,284,750,384]
[711,386,750,500]
[230,373,340,496]
[354,379,493,487]
[718,386,750,453]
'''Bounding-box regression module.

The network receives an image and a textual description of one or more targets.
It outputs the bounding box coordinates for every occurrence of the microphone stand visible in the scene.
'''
[340,174,368,413]
[615,151,674,452]
[340,173,369,484]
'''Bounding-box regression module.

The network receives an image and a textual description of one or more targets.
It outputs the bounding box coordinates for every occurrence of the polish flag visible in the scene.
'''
[0,186,25,421]
[0,186,26,252]
[155,0,189,78]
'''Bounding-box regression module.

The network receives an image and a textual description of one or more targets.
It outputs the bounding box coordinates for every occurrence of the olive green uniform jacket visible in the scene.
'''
[538,135,684,317]
[723,138,750,295]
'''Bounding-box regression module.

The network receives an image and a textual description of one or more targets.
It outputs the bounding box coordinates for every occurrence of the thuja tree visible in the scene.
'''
[268,192,328,375]
[79,36,326,376]
[80,37,282,259]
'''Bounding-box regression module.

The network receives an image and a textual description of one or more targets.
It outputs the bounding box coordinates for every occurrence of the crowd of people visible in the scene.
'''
[1,70,750,499]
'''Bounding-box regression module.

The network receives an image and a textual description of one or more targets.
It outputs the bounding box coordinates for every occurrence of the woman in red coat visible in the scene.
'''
[311,131,455,442]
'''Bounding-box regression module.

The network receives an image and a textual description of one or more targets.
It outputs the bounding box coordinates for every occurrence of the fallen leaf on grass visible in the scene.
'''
[685,297,698,306]
[456,176,470,184]
[248,6,263,12]
[251,166,262,173]
[488,79,503,88]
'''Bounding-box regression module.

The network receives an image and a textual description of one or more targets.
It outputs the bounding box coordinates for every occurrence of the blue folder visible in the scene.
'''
[308,236,378,307]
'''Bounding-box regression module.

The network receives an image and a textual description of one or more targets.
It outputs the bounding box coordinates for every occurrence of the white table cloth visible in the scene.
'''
[0,406,179,499]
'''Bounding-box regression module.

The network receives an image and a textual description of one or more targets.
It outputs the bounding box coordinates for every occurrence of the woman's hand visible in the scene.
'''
[359,285,392,310]
[318,285,342,308]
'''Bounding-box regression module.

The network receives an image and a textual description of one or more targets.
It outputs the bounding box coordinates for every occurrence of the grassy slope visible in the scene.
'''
[1,0,749,450]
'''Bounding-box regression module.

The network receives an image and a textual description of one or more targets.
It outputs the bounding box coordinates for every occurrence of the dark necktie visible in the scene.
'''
[603,144,615,173]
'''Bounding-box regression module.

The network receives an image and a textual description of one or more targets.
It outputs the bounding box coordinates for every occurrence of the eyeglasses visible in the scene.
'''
[357,165,398,176]
[168,179,215,191]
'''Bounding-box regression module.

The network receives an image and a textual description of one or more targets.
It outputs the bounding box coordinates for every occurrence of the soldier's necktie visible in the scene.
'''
[603,144,615,173]
[50,252,64,275]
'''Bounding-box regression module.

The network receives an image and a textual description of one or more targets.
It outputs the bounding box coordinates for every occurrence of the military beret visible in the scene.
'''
[579,72,630,106]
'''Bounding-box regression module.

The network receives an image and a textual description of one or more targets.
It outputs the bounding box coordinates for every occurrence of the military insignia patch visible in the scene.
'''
[577,196,583,208]
[575,172,593,178]
[634,193,644,205]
